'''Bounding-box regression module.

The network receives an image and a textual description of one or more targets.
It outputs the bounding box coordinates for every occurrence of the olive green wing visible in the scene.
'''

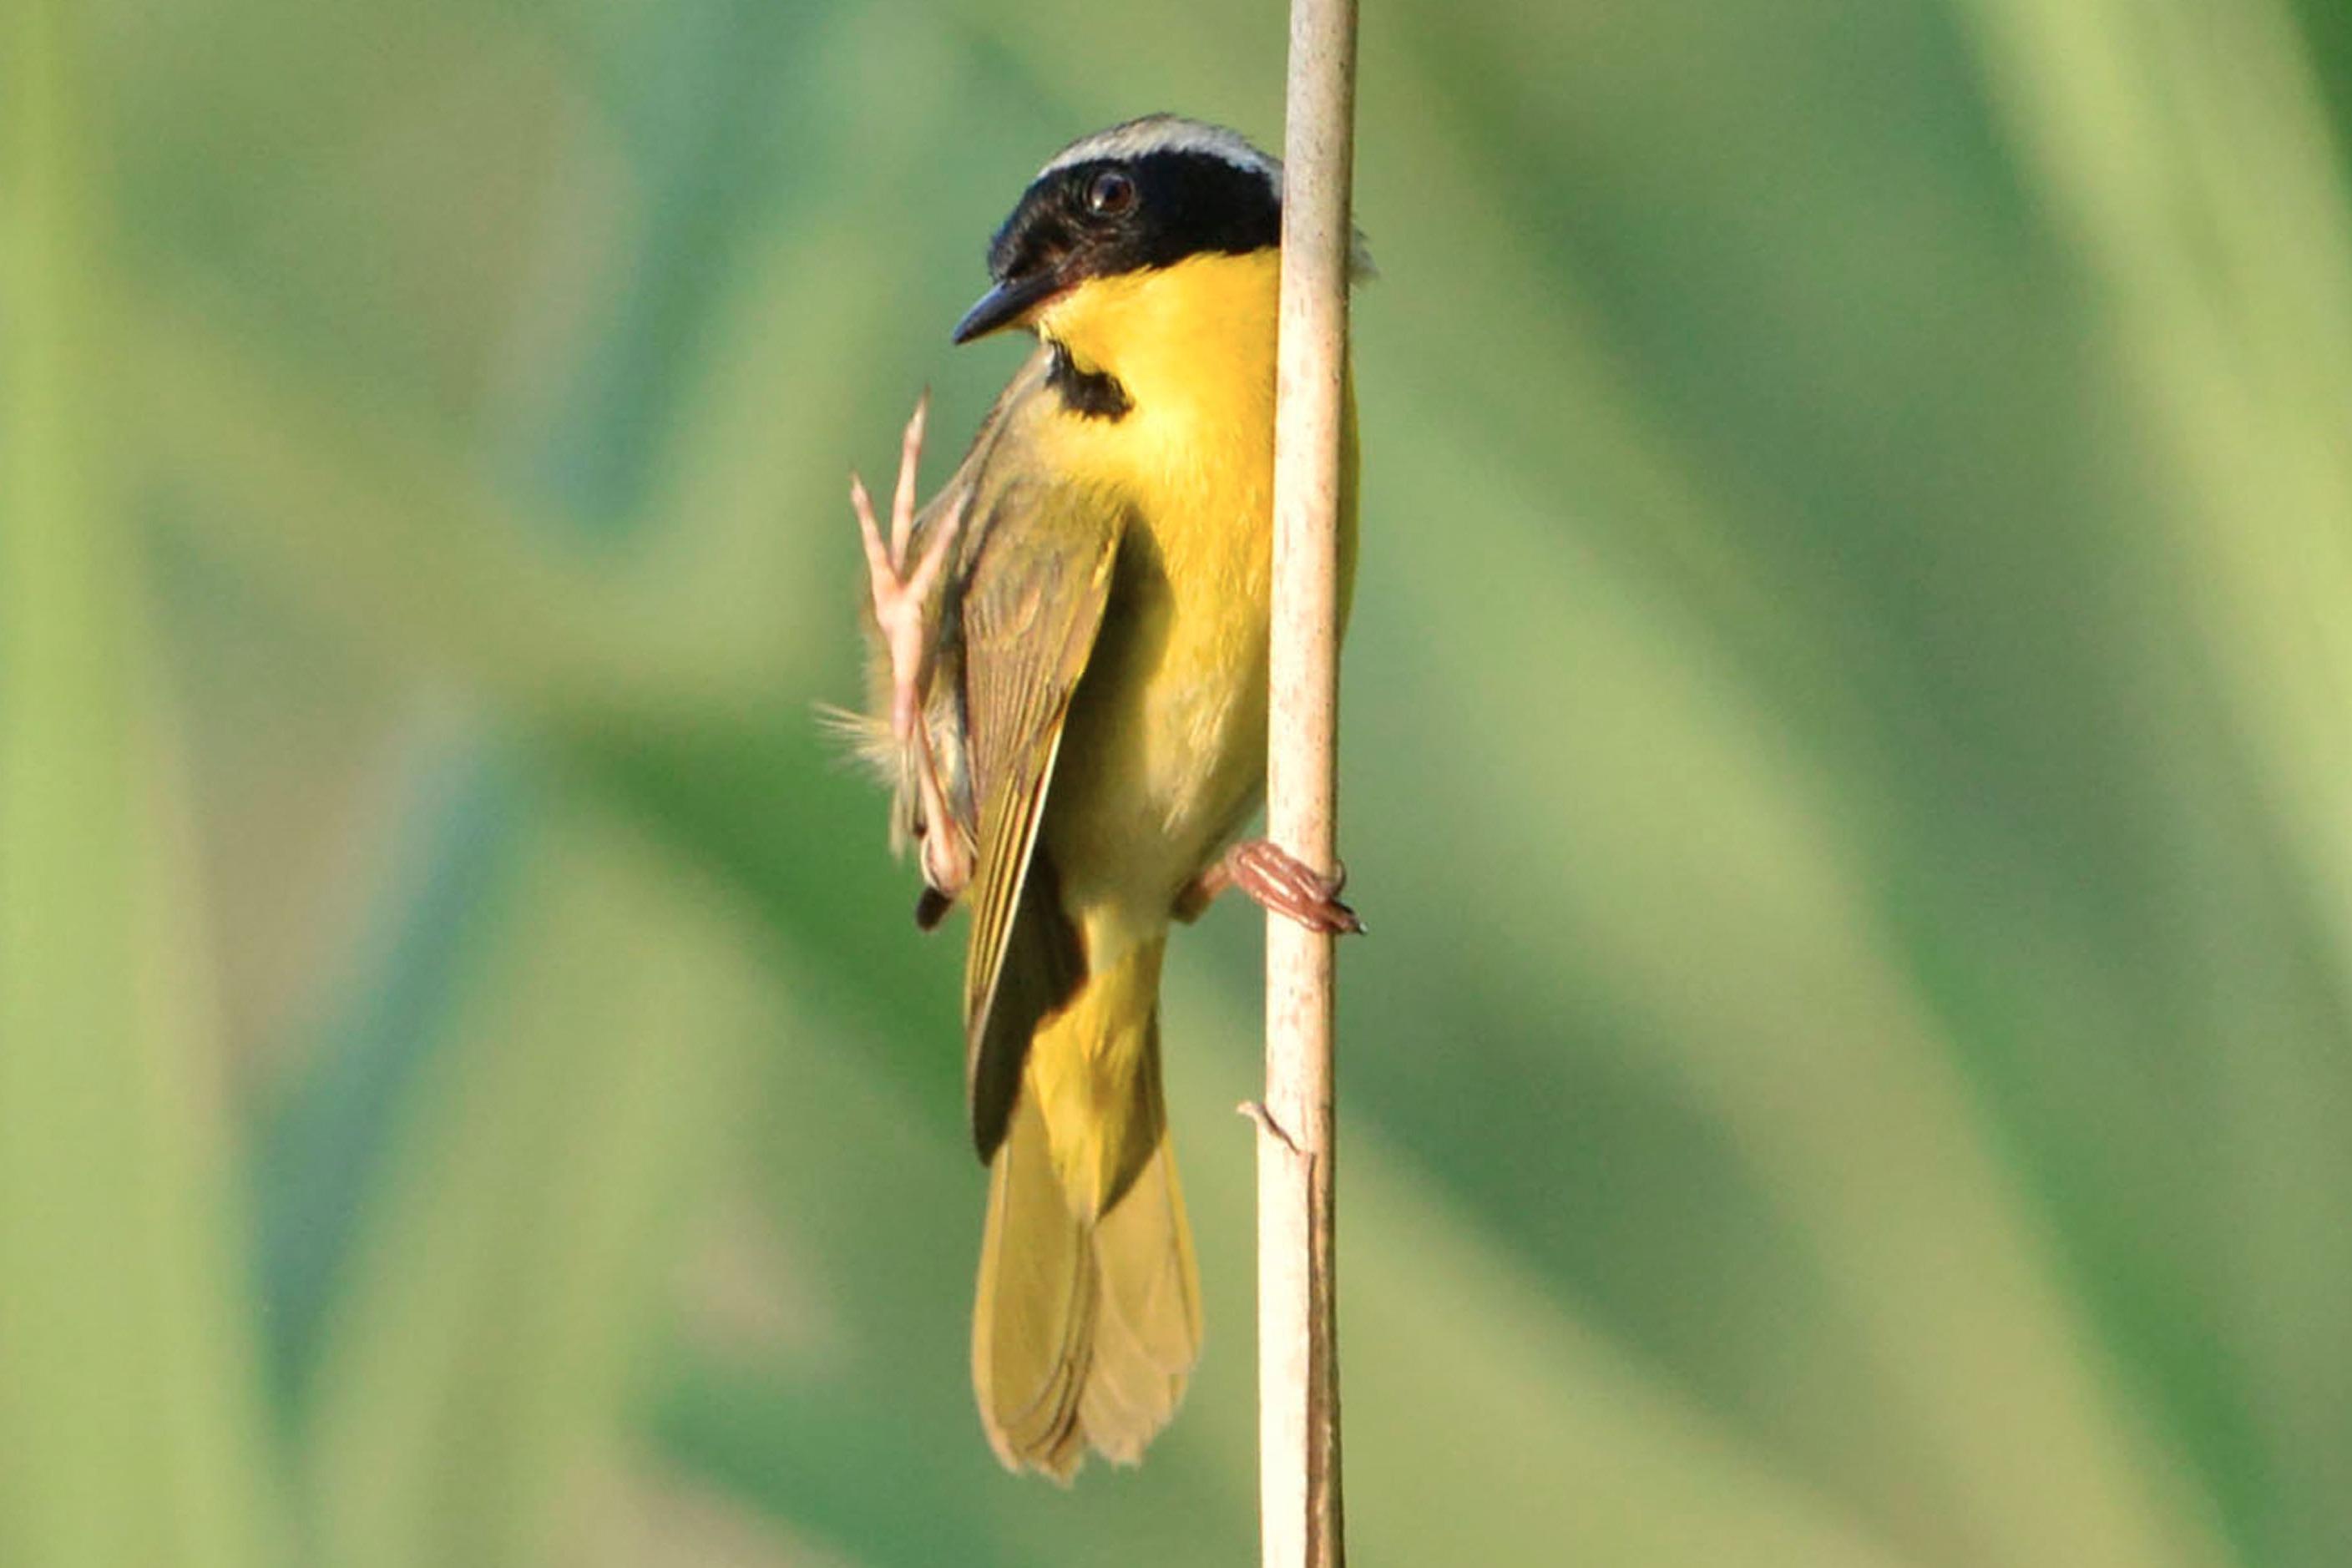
[843,361,1050,907]
[955,460,1127,1163]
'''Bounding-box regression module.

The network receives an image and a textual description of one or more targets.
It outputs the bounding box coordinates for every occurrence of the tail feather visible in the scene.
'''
[973,1095,1090,1474]
[1075,1136,1201,1464]
[971,1003,1201,1479]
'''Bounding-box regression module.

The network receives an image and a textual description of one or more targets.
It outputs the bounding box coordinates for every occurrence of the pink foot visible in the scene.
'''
[852,393,963,743]
[1180,838,1362,934]
[852,394,971,898]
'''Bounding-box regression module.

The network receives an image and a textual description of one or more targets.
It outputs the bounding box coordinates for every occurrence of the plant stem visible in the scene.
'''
[1261,1,1357,1563]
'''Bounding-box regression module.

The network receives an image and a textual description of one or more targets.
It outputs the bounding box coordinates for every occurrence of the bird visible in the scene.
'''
[840,114,1362,1480]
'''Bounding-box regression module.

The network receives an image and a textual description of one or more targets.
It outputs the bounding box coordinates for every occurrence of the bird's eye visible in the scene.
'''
[1086,170,1136,216]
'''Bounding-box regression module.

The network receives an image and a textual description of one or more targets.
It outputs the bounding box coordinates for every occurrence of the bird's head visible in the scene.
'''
[951,116,1286,345]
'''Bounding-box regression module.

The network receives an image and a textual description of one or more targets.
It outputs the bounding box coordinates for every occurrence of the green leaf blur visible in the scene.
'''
[5,0,2349,1561]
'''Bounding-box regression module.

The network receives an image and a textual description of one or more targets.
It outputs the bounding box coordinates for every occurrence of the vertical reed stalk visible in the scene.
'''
[1261,2,1358,1563]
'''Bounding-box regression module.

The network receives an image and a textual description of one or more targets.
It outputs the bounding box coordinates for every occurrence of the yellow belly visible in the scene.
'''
[1027,248,1355,964]
[1047,485,1273,931]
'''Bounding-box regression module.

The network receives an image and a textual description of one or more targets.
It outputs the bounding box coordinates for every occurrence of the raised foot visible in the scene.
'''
[852,392,971,898]
[1192,838,1363,935]
[851,392,963,743]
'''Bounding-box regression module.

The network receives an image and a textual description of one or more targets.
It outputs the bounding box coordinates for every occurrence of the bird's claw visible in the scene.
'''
[852,392,964,746]
[1193,838,1363,935]
[854,392,973,907]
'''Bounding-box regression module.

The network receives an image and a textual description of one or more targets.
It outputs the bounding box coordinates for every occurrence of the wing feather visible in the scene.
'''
[956,468,1125,1157]
[844,350,1130,1158]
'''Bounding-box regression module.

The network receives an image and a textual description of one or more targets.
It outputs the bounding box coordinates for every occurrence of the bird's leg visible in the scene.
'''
[853,394,957,743]
[1176,839,1362,934]
[853,393,971,899]
[908,726,971,898]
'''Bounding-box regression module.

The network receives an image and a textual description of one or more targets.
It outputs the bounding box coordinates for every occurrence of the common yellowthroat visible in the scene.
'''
[843,114,1360,1479]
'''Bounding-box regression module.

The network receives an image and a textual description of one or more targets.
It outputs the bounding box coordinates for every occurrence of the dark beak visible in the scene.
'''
[952,269,1065,344]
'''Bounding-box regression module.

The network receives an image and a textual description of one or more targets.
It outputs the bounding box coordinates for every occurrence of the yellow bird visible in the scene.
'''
[844,114,1360,1479]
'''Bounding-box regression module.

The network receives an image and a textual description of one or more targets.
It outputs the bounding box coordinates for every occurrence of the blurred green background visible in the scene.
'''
[6,0,2352,1562]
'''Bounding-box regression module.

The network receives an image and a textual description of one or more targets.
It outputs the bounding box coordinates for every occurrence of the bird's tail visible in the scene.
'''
[971,936,1201,1479]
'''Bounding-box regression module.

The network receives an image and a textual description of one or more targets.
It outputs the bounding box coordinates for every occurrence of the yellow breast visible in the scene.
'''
[1030,249,1356,944]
